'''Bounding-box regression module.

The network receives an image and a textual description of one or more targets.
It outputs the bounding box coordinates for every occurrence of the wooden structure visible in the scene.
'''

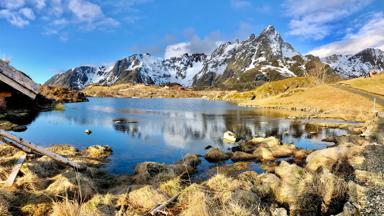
[0,131,86,187]
[0,60,39,101]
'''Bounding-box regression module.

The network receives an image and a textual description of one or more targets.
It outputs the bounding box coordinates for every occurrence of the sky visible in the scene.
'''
[0,0,384,83]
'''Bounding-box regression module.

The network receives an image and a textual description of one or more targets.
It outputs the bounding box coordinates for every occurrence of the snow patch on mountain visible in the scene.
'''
[322,48,384,77]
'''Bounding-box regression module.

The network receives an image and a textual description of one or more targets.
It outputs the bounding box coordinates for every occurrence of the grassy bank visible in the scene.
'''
[222,77,383,122]
[339,73,384,96]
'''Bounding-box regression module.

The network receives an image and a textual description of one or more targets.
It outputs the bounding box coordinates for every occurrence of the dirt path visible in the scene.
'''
[334,84,384,117]
[334,84,384,105]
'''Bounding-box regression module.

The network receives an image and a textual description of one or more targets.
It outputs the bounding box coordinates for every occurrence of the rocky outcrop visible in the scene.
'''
[39,85,88,103]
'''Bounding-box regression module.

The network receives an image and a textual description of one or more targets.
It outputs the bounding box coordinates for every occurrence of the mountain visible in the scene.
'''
[322,48,384,78]
[46,53,207,90]
[45,25,338,90]
[193,25,303,88]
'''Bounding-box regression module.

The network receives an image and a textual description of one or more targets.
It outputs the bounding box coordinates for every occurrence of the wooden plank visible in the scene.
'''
[0,131,86,171]
[149,193,180,215]
[1,138,33,153]
[0,73,37,99]
[3,153,27,187]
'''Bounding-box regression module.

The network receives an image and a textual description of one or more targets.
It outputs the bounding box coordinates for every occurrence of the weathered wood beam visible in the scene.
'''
[0,131,86,171]
[3,153,27,187]
[1,138,33,153]
[0,73,37,99]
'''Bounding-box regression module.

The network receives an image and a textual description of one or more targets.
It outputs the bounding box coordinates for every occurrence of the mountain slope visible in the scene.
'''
[45,53,206,90]
[323,48,384,78]
[192,25,304,89]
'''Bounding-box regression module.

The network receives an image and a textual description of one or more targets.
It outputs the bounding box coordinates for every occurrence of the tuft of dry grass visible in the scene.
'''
[159,177,182,197]
[179,184,211,216]
[51,198,81,216]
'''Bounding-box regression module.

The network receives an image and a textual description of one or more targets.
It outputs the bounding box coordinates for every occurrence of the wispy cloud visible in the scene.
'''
[0,0,152,40]
[164,28,221,58]
[230,0,251,10]
[309,12,384,57]
[283,0,372,40]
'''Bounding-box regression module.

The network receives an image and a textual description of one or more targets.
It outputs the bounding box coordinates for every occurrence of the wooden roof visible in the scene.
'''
[0,60,39,99]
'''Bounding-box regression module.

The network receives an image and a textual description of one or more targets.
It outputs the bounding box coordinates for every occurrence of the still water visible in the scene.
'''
[16,98,347,174]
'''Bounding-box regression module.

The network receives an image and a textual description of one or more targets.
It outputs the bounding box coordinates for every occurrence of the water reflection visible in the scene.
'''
[16,98,348,174]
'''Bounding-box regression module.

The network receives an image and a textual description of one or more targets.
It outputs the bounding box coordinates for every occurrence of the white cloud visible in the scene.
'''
[164,42,190,59]
[0,9,30,27]
[230,0,251,10]
[309,13,384,57]
[34,0,46,9]
[283,0,372,40]
[19,7,35,20]
[68,0,102,22]
[164,29,221,58]
[0,0,26,10]
[0,0,125,39]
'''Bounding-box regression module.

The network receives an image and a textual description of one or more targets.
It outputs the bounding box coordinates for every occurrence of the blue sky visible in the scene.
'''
[0,0,384,83]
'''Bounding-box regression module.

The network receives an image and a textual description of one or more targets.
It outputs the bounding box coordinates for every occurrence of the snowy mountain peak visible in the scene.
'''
[323,48,384,77]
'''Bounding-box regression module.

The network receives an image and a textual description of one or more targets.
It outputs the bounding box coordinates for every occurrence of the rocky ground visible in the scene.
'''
[0,115,382,216]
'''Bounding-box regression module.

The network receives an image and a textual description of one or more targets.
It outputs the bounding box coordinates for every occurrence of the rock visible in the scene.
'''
[251,136,280,147]
[293,149,311,160]
[254,147,275,161]
[84,129,92,135]
[269,144,296,158]
[223,131,238,143]
[239,141,259,153]
[82,145,112,159]
[204,148,232,162]
[306,146,349,172]
[133,154,201,183]
[231,151,257,162]
[272,208,288,216]
[204,145,212,150]
[11,125,27,132]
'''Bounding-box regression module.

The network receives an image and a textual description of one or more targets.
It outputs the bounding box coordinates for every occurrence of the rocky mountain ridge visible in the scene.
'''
[45,25,384,90]
[322,48,384,78]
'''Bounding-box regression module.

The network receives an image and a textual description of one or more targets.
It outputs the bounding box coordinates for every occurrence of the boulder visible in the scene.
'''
[269,144,296,158]
[306,146,349,172]
[231,151,257,161]
[251,136,280,148]
[254,147,275,161]
[204,148,232,162]
[223,131,238,143]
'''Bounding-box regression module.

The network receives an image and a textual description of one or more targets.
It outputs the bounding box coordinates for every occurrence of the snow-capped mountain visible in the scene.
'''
[45,53,207,90]
[192,25,303,87]
[322,48,384,78]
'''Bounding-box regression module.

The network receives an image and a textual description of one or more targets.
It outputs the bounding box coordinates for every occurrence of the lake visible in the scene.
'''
[15,98,348,174]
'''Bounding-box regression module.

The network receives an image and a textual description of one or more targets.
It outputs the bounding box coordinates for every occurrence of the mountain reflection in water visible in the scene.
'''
[15,98,348,174]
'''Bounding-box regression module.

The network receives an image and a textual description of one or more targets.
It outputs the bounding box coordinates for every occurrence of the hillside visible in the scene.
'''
[221,76,383,121]
[339,73,384,96]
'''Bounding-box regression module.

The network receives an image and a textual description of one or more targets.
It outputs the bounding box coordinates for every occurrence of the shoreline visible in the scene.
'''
[0,114,382,215]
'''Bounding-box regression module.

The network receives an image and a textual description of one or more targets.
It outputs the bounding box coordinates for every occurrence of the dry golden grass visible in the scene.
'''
[340,73,384,96]
[224,77,315,100]
[239,85,381,121]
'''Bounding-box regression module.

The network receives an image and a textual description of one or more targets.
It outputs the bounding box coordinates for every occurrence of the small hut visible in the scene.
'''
[0,60,40,110]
